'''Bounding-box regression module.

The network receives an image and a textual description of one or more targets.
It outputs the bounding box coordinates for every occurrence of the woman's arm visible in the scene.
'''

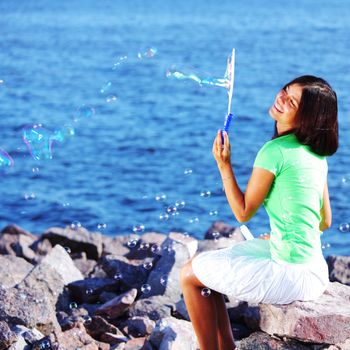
[213,131,275,223]
[319,181,332,231]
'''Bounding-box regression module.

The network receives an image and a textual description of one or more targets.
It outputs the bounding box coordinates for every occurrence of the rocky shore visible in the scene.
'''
[0,222,349,350]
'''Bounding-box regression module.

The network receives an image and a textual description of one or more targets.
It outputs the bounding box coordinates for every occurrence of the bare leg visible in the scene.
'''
[211,291,236,350]
[180,260,236,350]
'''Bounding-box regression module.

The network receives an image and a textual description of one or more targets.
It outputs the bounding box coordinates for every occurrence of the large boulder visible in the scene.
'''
[42,226,103,260]
[149,317,199,350]
[327,255,350,286]
[0,321,17,350]
[100,255,154,293]
[0,245,83,335]
[0,255,33,289]
[259,282,350,345]
[0,225,37,262]
[145,232,197,302]
[95,288,138,319]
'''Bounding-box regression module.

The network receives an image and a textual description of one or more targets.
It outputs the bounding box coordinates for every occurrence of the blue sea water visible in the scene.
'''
[0,0,349,256]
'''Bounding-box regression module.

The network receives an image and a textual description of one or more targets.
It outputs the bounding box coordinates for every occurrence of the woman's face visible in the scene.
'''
[269,83,303,126]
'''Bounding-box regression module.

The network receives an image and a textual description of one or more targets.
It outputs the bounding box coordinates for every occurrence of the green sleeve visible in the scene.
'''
[253,141,284,176]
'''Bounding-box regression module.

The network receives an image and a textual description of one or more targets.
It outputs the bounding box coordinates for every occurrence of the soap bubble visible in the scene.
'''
[184,168,193,175]
[114,272,123,280]
[75,105,95,121]
[141,284,151,294]
[175,200,186,208]
[211,232,220,239]
[209,210,218,216]
[24,193,36,200]
[151,244,161,254]
[106,95,117,103]
[39,339,51,349]
[189,217,199,224]
[338,223,350,233]
[32,167,40,173]
[127,239,139,248]
[133,224,145,233]
[137,47,157,59]
[100,81,112,94]
[166,206,177,215]
[69,302,78,309]
[160,275,169,286]
[22,124,54,160]
[97,223,107,231]
[155,193,167,201]
[70,221,82,230]
[322,243,331,249]
[201,288,211,297]
[112,55,128,70]
[140,242,150,250]
[166,65,229,89]
[83,315,92,325]
[341,175,350,186]
[159,213,169,221]
[85,288,94,295]
[51,124,75,143]
[200,190,211,198]
[0,148,14,168]
[143,261,153,270]
[64,247,71,254]
[0,79,4,85]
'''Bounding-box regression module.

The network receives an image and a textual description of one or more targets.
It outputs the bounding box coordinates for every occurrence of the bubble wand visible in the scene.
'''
[221,48,235,145]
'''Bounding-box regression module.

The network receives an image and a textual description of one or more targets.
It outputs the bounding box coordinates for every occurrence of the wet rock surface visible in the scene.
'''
[0,222,349,350]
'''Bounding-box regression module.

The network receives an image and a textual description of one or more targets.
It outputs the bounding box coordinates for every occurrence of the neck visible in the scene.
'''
[276,122,294,136]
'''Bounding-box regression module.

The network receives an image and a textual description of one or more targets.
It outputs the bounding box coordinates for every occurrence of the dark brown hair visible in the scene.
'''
[273,75,338,156]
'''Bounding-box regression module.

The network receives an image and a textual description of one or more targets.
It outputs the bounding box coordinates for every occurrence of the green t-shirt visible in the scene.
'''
[253,133,327,264]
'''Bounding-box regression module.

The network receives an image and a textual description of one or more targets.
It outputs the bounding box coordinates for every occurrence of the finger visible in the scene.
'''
[215,131,222,151]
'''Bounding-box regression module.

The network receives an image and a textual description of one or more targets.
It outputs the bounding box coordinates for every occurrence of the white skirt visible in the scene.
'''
[191,239,329,304]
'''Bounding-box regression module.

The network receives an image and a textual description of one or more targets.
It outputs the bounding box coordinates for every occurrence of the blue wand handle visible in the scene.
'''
[221,113,233,145]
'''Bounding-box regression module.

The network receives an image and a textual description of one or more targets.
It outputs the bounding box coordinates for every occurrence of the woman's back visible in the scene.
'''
[254,133,328,263]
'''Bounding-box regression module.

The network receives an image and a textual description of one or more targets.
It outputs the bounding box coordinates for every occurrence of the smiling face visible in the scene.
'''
[269,83,303,129]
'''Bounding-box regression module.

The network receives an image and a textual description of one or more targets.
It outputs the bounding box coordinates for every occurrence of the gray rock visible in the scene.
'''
[0,321,17,350]
[0,225,37,262]
[149,317,199,350]
[7,335,28,350]
[327,255,350,286]
[239,331,311,350]
[84,315,125,341]
[125,232,167,260]
[0,245,83,335]
[197,236,241,254]
[42,226,103,260]
[145,233,196,302]
[101,255,153,292]
[0,255,33,289]
[68,277,119,304]
[73,257,97,277]
[174,298,190,321]
[11,325,44,344]
[95,289,138,319]
[123,337,151,350]
[125,316,156,337]
[259,282,350,345]
[205,221,243,239]
[0,285,58,336]
[52,323,99,349]
[30,238,52,260]
[128,295,173,321]
[102,235,134,257]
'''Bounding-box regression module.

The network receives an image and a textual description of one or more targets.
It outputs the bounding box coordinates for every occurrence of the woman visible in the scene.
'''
[180,75,338,350]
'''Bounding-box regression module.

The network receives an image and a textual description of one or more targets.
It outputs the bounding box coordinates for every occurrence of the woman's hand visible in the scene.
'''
[212,130,231,169]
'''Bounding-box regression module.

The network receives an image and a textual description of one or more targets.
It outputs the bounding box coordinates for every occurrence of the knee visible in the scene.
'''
[180,260,193,288]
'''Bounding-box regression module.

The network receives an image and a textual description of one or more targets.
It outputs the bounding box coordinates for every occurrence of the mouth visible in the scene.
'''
[274,103,283,113]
